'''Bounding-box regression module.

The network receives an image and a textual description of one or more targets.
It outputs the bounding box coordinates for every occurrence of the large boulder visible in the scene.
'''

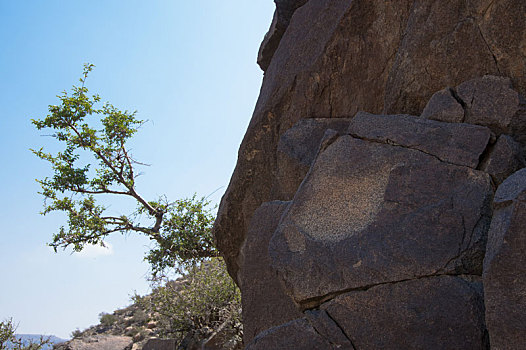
[213,0,526,284]
[270,128,493,305]
[483,168,526,349]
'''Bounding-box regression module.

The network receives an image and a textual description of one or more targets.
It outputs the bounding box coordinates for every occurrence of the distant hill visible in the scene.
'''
[9,334,67,350]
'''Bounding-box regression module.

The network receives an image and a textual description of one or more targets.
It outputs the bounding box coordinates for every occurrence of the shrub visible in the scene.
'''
[70,329,82,338]
[133,257,242,348]
[99,313,118,327]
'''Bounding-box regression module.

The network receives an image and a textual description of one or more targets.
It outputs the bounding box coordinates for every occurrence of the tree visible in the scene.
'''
[31,64,218,275]
[0,319,50,350]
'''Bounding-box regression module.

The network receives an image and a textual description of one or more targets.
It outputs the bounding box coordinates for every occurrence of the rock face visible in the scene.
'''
[483,168,526,349]
[214,1,526,348]
[240,201,301,344]
[214,0,526,284]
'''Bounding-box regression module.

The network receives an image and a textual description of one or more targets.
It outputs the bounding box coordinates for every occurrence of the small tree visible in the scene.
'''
[0,319,50,350]
[31,64,217,274]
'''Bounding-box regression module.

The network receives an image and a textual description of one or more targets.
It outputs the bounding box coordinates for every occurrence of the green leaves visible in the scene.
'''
[134,258,241,348]
[33,64,218,272]
[145,195,218,276]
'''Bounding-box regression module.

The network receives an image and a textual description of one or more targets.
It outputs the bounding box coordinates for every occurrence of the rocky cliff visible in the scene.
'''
[214,1,526,349]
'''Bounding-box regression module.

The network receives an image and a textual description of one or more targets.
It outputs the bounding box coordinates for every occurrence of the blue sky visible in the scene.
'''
[0,1,274,338]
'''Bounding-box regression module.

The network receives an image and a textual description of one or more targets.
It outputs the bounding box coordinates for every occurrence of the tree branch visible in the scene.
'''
[63,118,159,217]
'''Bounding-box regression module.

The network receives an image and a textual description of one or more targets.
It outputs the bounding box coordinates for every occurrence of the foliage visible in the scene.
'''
[31,64,218,275]
[33,65,241,346]
[0,319,50,350]
[133,258,242,349]
[70,329,82,339]
[99,313,118,327]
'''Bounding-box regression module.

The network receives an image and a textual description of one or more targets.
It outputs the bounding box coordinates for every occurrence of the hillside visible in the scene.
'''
[54,259,241,350]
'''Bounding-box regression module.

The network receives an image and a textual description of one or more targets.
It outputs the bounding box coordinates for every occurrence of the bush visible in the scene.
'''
[99,313,118,327]
[70,329,82,339]
[133,257,242,348]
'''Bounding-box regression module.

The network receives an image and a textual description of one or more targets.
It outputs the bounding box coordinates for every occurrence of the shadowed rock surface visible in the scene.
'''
[322,276,487,350]
[483,168,526,349]
[245,319,333,350]
[480,135,525,185]
[257,0,309,71]
[240,201,301,344]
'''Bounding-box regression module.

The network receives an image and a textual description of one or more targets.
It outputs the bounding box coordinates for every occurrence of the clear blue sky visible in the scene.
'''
[0,0,274,339]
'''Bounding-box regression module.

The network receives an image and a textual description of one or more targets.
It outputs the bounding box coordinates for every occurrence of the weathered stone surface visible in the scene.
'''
[240,201,301,344]
[54,335,132,350]
[245,318,333,350]
[258,0,309,71]
[214,0,526,283]
[270,135,493,305]
[348,112,491,168]
[480,134,525,185]
[475,0,526,103]
[304,310,353,349]
[214,0,413,282]
[483,168,526,349]
[384,2,526,115]
[456,75,526,136]
[420,87,465,123]
[141,338,175,350]
[274,118,351,200]
[493,168,526,204]
[322,276,487,350]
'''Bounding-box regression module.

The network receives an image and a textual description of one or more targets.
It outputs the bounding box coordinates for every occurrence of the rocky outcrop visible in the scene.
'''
[214,0,526,285]
[215,1,526,348]
[54,335,133,350]
[239,80,525,349]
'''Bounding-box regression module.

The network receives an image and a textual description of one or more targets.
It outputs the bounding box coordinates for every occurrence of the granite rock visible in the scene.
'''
[420,87,465,123]
[348,112,491,168]
[456,75,526,136]
[245,318,333,350]
[240,201,301,344]
[214,0,526,283]
[322,276,487,350]
[275,118,351,200]
[483,168,526,349]
[269,135,493,305]
[480,134,525,185]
